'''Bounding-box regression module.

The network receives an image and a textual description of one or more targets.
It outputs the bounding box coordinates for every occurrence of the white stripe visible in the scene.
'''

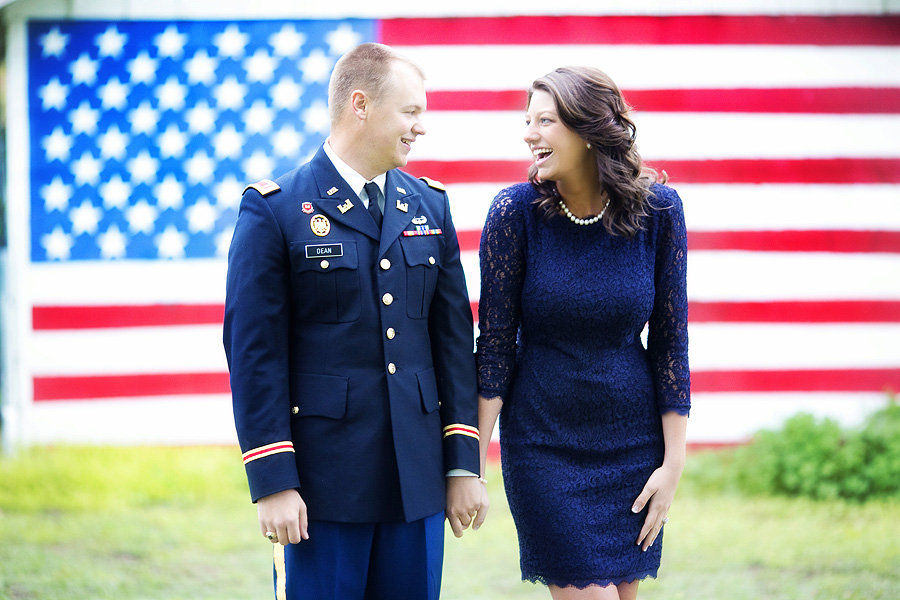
[25,396,237,444]
[447,184,508,232]
[687,392,891,443]
[689,251,900,301]
[689,323,900,370]
[30,325,227,375]
[409,46,900,90]
[416,112,900,161]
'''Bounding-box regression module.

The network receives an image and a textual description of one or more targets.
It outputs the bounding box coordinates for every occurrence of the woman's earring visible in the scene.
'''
[586,143,592,149]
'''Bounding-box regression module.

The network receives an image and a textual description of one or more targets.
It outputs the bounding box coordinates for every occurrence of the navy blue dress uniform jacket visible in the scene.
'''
[223,146,480,524]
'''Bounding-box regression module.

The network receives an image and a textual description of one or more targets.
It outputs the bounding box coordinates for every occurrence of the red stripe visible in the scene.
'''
[689,301,900,323]
[32,367,899,401]
[428,88,900,114]
[692,368,900,393]
[688,230,900,253]
[243,444,293,461]
[33,304,224,330]
[33,372,230,401]
[406,159,900,184]
[382,16,900,46]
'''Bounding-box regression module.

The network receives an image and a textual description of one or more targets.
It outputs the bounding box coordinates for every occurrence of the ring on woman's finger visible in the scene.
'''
[265,531,279,543]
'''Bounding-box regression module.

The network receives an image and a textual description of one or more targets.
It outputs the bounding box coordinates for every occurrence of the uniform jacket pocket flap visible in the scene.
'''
[290,241,358,272]
[416,367,440,414]
[293,373,348,419]
[400,238,439,267]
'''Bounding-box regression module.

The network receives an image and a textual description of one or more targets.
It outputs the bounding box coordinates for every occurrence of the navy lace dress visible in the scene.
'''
[475,182,691,588]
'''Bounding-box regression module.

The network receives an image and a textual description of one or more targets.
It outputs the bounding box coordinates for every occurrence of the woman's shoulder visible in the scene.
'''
[647,182,682,211]
[488,182,541,217]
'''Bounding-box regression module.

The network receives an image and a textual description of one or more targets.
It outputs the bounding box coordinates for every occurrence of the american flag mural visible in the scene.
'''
[9,9,900,445]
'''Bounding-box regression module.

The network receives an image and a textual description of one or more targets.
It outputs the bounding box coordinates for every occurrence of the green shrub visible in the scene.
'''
[733,397,900,501]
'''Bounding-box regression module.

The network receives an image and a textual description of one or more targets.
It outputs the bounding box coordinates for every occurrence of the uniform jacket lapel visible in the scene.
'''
[309,147,380,241]
[378,170,420,257]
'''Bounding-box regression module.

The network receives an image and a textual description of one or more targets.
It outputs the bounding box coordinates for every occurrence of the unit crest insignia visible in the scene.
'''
[310,214,331,237]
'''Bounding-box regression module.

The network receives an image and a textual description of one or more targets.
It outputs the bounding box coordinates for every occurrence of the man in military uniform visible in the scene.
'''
[223,43,486,599]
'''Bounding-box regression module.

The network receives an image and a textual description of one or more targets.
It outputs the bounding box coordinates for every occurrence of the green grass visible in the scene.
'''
[1,447,898,599]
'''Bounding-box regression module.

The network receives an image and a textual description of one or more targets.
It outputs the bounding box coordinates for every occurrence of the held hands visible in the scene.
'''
[445,476,489,537]
[631,462,683,552]
[258,488,309,545]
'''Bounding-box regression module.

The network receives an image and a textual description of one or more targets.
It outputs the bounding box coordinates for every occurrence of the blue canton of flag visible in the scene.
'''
[30,19,374,261]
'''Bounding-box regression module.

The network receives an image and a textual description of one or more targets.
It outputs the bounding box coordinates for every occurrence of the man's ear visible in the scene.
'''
[349,89,368,120]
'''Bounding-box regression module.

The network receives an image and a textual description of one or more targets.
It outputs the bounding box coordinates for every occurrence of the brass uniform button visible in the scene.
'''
[380,258,391,270]
[320,259,329,269]
[291,406,299,415]
[387,363,397,374]
[386,327,396,340]
[382,293,393,306]
[428,256,436,265]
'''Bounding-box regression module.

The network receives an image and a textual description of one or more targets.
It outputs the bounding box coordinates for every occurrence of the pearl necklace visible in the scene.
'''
[558,198,607,226]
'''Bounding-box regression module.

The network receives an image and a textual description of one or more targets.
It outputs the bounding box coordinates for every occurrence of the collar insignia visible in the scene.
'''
[396,200,409,213]
[337,199,354,214]
[326,186,339,196]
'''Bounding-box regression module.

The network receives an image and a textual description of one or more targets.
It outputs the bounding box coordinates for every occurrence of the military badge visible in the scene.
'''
[310,214,331,237]
[337,199,354,214]
[396,200,409,213]
[411,215,427,225]
[301,202,314,214]
[326,187,339,196]
[396,186,407,195]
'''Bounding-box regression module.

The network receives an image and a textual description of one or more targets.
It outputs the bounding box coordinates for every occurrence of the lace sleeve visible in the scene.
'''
[647,185,691,415]
[475,187,527,400]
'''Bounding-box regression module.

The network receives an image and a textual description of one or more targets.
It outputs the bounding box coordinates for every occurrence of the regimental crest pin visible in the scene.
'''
[337,199,354,214]
[301,201,314,214]
[411,215,427,225]
[326,186,339,196]
[310,214,331,237]
[396,200,409,213]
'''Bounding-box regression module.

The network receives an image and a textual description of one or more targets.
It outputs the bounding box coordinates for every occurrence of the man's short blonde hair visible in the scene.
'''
[328,43,425,123]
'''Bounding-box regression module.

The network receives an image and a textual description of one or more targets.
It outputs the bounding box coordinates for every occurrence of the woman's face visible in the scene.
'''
[523,89,591,183]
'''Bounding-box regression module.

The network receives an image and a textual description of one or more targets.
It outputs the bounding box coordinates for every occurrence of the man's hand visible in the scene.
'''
[445,476,489,538]
[257,488,309,545]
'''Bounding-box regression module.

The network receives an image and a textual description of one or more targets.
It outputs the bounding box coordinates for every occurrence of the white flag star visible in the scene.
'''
[213,77,247,111]
[155,225,188,259]
[70,53,99,86]
[42,227,75,261]
[213,176,243,210]
[270,24,306,57]
[69,200,103,235]
[158,125,187,158]
[213,124,245,160]
[99,77,130,111]
[98,224,128,259]
[271,76,303,110]
[244,49,277,83]
[127,151,160,185]
[70,101,100,135]
[243,150,275,182]
[244,100,274,134]
[186,151,216,184]
[129,101,160,134]
[155,25,187,59]
[216,226,235,257]
[71,153,102,186]
[185,50,218,85]
[96,25,127,58]
[186,101,217,134]
[214,24,249,59]
[127,51,158,84]
[187,199,218,233]
[273,125,304,157]
[42,127,73,162]
[98,125,130,161]
[300,49,334,84]
[126,200,158,234]
[156,77,188,111]
[325,24,363,56]
[39,77,69,111]
[100,175,132,210]
[155,175,185,210]
[302,100,331,136]
[40,26,69,57]
[41,177,72,212]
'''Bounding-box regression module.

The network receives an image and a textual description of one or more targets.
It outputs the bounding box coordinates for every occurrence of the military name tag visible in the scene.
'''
[305,243,343,258]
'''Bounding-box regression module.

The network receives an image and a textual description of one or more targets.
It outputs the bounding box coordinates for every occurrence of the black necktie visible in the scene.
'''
[364,182,382,230]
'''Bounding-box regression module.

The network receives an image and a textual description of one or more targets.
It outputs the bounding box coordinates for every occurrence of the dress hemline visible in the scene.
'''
[523,568,659,590]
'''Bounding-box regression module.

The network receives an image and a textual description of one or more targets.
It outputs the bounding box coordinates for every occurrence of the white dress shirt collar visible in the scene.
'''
[323,139,387,206]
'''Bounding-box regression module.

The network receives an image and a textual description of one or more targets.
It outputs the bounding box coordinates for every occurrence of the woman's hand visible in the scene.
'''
[631,462,683,551]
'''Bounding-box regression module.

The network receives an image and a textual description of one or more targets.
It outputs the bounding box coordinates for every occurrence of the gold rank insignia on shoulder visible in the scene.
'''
[418,176,445,191]
[243,179,281,196]
[337,199,354,214]
[396,199,409,212]
[326,186,339,196]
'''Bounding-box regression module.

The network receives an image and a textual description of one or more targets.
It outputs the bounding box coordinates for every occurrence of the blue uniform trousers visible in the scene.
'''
[274,512,444,600]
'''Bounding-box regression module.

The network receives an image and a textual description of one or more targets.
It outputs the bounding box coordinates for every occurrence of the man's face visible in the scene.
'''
[363,61,427,174]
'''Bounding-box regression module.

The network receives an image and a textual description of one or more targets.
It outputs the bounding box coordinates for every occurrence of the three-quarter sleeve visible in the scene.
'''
[475,187,527,400]
[646,185,691,415]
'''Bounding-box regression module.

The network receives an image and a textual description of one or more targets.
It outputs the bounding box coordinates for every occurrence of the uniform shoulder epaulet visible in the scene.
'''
[243,179,281,196]
[418,176,446,192]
